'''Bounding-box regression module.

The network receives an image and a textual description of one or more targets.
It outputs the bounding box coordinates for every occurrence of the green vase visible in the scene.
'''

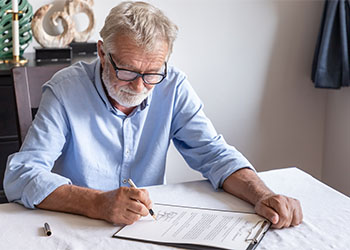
[0,0,33,59]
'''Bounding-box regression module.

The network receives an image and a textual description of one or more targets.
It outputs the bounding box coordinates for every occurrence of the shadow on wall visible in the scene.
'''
[322,87,350,196]
[255,1,326,178]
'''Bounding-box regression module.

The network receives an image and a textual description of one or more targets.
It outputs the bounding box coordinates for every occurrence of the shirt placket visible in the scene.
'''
[120,117,133,186]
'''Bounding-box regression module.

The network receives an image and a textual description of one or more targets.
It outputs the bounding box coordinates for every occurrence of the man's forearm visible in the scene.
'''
[36,184,102,219]
[222,168,274,205]
[36,184,154,225]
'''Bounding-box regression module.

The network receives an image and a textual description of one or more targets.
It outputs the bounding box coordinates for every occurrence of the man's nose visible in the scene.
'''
[130,76,145,93]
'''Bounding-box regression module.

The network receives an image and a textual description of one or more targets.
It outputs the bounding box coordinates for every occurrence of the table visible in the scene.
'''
[0,167,349,250]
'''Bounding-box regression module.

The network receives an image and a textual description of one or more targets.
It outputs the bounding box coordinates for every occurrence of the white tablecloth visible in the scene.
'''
[0,167,349,250]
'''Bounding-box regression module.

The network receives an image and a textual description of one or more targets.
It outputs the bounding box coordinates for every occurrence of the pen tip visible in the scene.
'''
[152,214,157,220]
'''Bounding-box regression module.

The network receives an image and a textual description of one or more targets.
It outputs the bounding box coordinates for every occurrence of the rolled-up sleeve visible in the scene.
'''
[4,85,72,208]
[170,77,255,189]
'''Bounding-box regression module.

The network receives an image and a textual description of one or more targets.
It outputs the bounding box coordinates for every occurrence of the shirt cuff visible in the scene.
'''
[21,172,72,209]
[208,163,256,190]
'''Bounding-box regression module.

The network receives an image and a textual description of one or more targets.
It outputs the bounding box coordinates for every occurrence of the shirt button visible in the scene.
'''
[122,179,127,184]
[125,149,129,155]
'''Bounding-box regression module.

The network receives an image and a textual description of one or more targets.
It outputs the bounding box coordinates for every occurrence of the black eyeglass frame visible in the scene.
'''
[108,53,167,85]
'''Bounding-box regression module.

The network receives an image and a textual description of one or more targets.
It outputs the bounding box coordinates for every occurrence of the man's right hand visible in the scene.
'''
[37,184,153,225]
[97,187,153,225]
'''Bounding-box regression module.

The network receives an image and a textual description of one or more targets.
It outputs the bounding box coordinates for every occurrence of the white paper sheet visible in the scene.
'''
[114,203,270,250]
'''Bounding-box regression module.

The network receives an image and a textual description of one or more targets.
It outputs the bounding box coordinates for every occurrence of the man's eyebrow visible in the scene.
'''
[115,58,164,73]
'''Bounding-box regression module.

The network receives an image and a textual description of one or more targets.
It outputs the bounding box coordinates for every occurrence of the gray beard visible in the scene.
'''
[102,63,152,108]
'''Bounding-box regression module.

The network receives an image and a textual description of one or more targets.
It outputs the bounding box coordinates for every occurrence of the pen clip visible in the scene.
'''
[245,220,269,244]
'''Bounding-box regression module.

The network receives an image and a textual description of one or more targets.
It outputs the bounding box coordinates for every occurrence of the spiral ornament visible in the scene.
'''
[32,4,75,48]
[31,0,95,48]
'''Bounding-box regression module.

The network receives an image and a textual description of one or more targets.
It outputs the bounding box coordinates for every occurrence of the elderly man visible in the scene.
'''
[4,1,302,228]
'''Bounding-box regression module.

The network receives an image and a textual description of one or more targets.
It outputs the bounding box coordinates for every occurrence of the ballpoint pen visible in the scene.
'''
[43,222,52,236]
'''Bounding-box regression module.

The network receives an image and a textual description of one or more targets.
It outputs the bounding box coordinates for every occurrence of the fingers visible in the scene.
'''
[100,187,153,225]
[255,201,279,224]
[122,212,142,225]
[122,187,153,219]
[268,195,292,228]
[127,198,150,217]
[255,194,303,229]
[128,188,153,210]
[291,199,303,226]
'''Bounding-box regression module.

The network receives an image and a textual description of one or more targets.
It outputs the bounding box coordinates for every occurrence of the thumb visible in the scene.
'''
[256,202,279,224]
[270,213,279,224]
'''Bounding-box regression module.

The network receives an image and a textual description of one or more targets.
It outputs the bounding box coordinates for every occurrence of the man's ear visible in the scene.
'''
[97,40,106,66]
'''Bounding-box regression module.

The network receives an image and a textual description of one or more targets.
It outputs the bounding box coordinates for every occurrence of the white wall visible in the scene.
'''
[26,0,327,184]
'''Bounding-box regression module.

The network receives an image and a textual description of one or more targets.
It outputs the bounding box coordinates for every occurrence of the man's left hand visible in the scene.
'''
[255,194,303,228]
[222,168,303,229]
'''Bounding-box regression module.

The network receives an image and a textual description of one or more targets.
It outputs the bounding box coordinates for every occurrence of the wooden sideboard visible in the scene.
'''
[0,53,97,203]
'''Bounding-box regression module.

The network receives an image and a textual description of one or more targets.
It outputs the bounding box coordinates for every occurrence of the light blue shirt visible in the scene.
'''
[4,59,253,208]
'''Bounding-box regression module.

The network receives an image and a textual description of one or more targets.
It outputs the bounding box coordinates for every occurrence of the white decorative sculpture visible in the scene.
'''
[65,0,95,42]
[31,0,95,48]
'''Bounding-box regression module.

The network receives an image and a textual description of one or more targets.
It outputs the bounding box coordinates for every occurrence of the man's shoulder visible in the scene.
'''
[46,59,98,89]
[152,64,197,106]
[165,64,187,83]
[155,64,188,93]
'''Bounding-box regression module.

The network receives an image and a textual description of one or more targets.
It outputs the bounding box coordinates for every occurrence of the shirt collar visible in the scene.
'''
[93,59,152,116]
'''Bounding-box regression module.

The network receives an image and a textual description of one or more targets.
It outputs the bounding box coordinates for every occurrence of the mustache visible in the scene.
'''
[119,84,149,95]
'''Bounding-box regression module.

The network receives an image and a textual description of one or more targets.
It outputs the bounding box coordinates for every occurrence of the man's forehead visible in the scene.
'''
[111,35,168,55]
[109,39,168,69]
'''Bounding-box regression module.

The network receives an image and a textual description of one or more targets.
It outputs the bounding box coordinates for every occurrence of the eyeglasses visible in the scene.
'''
[108,53,167,85]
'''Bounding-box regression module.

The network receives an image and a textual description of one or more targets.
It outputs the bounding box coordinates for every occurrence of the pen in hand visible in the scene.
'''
[127,179,157,220]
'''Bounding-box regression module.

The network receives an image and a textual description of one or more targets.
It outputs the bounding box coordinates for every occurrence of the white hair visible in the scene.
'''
[100,1,178,56]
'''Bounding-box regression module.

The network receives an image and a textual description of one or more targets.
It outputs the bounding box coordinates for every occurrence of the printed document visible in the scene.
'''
[114,203,270,250]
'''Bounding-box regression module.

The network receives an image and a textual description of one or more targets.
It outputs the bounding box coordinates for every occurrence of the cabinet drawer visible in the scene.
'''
[0,140,19,191]
[0,86,18,137]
